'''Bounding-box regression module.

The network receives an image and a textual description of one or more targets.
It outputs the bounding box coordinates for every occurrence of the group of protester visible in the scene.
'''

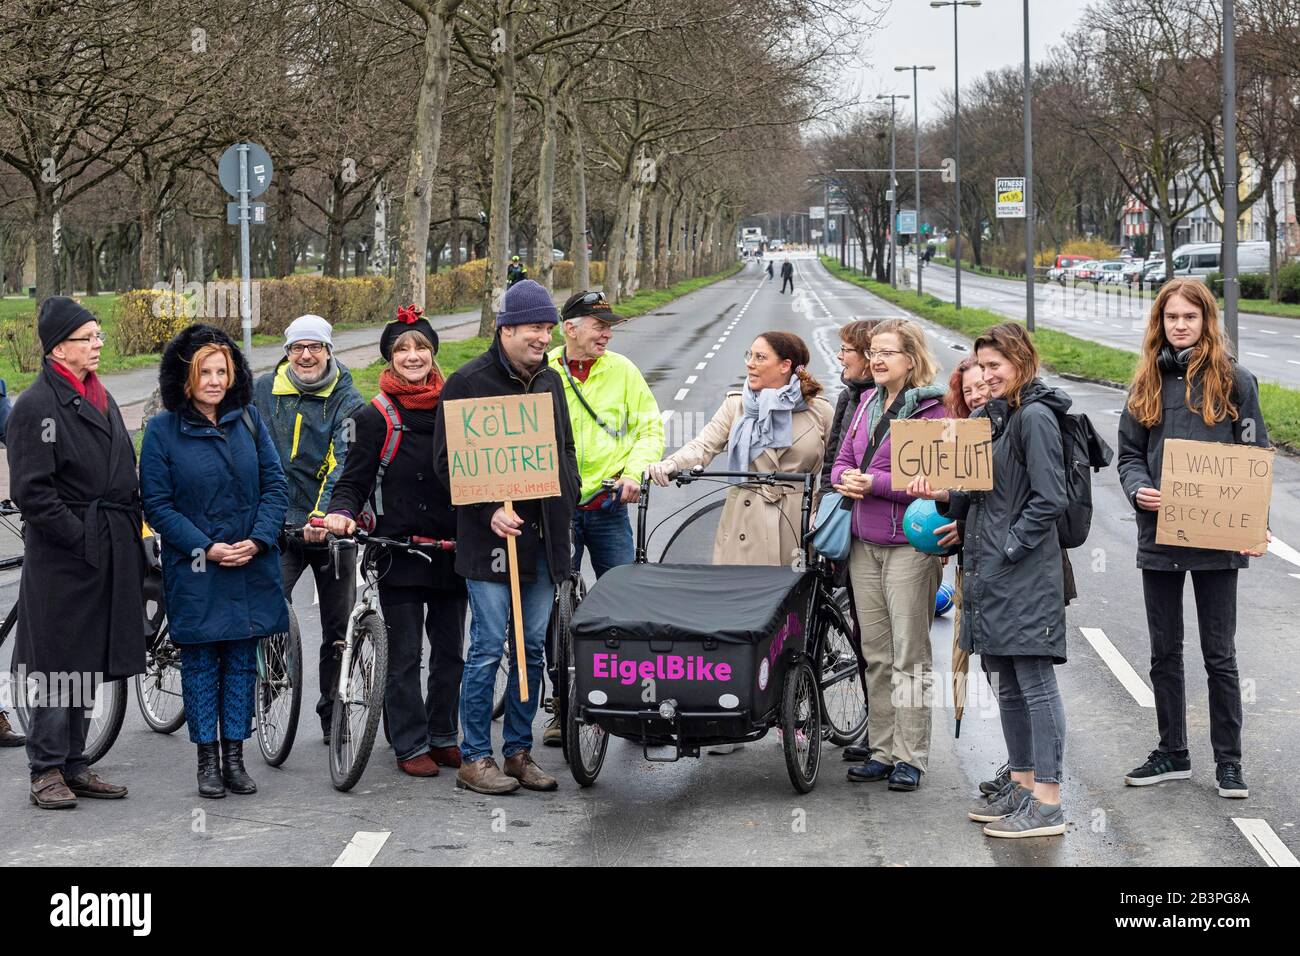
[2,272,1269,835]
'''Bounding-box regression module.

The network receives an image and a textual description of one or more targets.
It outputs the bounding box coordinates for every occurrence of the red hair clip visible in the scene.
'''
[396,304,423,325]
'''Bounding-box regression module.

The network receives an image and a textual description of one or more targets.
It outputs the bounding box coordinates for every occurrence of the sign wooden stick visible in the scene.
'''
[503,500,529,703]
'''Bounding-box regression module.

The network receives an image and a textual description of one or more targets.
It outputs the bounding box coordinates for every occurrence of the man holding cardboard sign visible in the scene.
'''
[434,280,579,795]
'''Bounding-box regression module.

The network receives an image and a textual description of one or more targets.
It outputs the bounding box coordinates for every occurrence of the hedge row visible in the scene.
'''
[1205,263,1300,303]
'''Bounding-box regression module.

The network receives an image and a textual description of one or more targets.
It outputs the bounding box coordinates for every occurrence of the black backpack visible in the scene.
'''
[1013,404,1113,549]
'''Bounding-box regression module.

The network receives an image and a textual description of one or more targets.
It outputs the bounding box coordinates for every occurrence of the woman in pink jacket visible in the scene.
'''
[831,319,946,792]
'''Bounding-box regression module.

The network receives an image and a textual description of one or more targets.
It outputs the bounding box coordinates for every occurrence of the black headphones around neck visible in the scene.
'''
[1157,344,1195,372]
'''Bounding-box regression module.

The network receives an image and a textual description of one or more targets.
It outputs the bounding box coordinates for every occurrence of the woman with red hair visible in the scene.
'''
[1117,278,1270,800]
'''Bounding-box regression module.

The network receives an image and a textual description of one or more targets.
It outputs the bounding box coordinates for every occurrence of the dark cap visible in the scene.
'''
[560,290,625,325]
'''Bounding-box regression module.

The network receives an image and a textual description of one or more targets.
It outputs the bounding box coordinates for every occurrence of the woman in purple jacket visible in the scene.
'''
[831,318,946,792]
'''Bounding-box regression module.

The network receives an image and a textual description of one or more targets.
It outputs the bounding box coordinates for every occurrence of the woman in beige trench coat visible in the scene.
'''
[649,331,833,568]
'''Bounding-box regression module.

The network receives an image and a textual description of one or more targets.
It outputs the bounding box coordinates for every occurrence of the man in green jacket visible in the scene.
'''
[253,314,364,742]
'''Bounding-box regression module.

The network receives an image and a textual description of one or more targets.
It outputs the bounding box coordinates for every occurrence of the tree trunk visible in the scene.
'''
[477,3,516,338]
[33,191,58,303]
[324,177,346,278]
[394,0,459,311]
[603,170,634,304]
[643,187,660,291]
[619,172,645,297]
[567,101,590,291]
[83,235,97,296]
[275,174,294,278]
[192,228,205,283]
[1266,176,1279,303]
[534,59,559,292]
[655,190,673,289]
[449,180,462,268]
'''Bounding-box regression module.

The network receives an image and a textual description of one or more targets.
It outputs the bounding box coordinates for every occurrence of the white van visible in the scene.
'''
[1169,241,1272,278]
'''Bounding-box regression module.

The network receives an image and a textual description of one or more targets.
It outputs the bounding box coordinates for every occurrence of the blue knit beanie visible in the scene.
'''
[496,279,558,328]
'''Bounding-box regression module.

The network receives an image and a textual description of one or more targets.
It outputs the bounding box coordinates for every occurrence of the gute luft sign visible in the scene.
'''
[889,418,995,492]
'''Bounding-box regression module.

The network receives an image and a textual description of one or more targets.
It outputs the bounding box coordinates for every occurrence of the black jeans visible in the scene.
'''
[1142,569,1242,764]
[280,536,354,730]
[378,584,467,761]
[26,701,91,781]
[781,276,794,293]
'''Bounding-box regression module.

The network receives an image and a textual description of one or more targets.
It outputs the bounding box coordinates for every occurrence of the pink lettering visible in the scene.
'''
[618,660,637,684]
[592,653,608,678]
[666,657,684,679]
[639,660,655,680]
[715,663,731,681]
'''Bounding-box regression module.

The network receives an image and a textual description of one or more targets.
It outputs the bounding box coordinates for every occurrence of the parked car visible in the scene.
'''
[1167,241,1271,279]
[1096,260,1127,284]
[1072,260,1103,281]
[1121,260,1146,284]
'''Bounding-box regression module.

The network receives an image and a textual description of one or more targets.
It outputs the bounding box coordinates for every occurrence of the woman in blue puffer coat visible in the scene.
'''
[140,324,289,800]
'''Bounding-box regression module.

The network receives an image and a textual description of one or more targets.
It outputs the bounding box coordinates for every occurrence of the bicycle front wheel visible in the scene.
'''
[135,622,186,734]
[84,678,127,766]
[256,604,303,767]
[329,613,388,792]
[818,598,867,746]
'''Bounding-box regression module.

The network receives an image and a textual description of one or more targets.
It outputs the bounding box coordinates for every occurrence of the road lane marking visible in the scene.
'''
[695,362,707,370]
[1232,819,1300,867]
[333,830,391,867]
[685,375,697,384]
[674,388,689,402]
[1288,360,1300,366]
[1246,352,1269,359]
[1267,536,1300,568]
[1257,329,1278,335]
[1078,627,1155,707]
[706,351,716,358]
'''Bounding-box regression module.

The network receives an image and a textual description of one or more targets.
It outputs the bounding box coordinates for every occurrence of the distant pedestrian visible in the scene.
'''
[765,260,774,281]
[507,255,528,287]
[1117,278,1270,800]
[780,258,794,293]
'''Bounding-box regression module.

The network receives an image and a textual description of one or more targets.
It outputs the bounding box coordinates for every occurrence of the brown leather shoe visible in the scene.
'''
[429,746,462,769]
[455,757,520,795]
[503,750,558,791]
[30,770,77,809]
[397,753,440,777]
[0,710,24,747]
[66,770,128,799]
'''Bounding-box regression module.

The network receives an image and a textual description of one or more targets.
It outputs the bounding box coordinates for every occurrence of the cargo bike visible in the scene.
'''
[558,468,868,793]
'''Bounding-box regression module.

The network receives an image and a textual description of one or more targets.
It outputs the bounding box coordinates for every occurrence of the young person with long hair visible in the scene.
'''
[1117,278,1270,799]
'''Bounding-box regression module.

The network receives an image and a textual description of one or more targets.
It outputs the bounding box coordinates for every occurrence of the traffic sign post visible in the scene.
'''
[218,142,274,355]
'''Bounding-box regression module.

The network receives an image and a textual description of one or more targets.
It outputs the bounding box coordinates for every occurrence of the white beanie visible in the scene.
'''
[284,314,333,350]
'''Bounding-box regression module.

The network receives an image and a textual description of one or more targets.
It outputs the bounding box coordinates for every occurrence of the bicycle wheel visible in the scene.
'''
[255,604,302,767]
[555,574,586,765]
[563,582,606,787]
[329,612,388,792]
[780,656,821,794]
[817,598,868,746]
[84,678,127,766]
[135,621,186,734]
[491,635,510,720]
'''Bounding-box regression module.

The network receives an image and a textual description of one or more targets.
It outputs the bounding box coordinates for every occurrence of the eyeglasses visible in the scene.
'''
[837,345,861,355]
[866,348,904,360]
[743,350,772,363]
[287,342,327,356]
[65,332,106,344]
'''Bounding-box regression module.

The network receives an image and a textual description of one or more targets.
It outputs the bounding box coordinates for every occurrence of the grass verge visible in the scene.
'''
[820,255,1300,450]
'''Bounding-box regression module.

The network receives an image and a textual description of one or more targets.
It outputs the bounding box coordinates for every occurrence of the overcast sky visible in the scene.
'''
[841,0,1091,122]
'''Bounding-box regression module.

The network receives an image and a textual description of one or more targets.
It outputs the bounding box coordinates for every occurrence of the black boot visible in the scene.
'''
[221,739,257,795]
[197,742,225,799]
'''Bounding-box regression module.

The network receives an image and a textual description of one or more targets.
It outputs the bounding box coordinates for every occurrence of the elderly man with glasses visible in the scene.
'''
[6,297,146,808]
[253,314,364,744]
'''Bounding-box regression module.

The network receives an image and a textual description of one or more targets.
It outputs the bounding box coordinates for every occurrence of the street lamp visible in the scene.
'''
[931,0,982,310]
[878,93,910,288]
[895,64,936,296]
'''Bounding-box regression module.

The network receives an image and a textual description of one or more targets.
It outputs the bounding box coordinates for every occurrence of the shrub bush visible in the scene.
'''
[1277,262,1300,304]
[113,290,197,355]
[0,316,42,372]
[1206,272,1269,299]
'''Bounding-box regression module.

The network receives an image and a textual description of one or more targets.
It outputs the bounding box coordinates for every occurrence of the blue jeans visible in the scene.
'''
[460,550,553,763]
[572,503,634,579]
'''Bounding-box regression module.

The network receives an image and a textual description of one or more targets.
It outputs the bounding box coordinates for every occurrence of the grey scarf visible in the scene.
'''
[285,357,339,395]
[726,374,806,474]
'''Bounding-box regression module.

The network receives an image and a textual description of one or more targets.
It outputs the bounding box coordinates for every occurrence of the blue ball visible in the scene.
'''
[903,498,950,555]
[935,583,955,616]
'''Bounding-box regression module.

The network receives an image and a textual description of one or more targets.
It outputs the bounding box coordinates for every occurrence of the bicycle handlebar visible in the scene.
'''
[672,467,813,486]
[302,516,455,552]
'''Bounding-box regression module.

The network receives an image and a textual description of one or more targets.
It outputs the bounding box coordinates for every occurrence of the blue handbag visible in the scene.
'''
[811,492,854,561]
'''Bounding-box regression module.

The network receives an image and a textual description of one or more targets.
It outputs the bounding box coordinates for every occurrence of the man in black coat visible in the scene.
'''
[433,279,579,795]
[780,258,794,293]
[6,297,145,808]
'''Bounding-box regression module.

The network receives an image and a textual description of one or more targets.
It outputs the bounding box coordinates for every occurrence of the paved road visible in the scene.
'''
[1,254,1297,866]
[831,241,1300,389]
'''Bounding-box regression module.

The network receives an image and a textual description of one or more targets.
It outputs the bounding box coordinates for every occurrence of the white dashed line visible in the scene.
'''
[674,388,689,402]
[695,362,707,370]
[1232,819,1300,867]
[1078,627,1155,707]
[333,831,391,867]
[706,351,716,358]
[685,375,697,385]
[1246,352,1269,359]
[1257,329,1278,335]
[1267,536,1300,569]
[1288,360,1300,366]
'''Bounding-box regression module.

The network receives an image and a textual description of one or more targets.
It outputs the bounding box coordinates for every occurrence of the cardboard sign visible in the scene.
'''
[890,418,995,491]
[1156,438,1273,552]
[443,394,561,505]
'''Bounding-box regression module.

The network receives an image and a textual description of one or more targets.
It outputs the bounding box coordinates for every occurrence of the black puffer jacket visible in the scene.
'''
[432,338,579,585]
[941,380,1070,661]
[819,377,873,493]
[327,394,460,592]
[1117,361,1269,572]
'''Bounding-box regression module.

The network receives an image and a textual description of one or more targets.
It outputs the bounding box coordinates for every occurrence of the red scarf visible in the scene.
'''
[49,360,109,414]
[379,368,444,410]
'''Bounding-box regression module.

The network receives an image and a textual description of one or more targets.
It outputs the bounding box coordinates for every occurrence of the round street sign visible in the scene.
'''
[218,142,274,199]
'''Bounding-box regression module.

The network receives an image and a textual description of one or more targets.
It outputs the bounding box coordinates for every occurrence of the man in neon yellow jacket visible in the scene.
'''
[545,291,664,742]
